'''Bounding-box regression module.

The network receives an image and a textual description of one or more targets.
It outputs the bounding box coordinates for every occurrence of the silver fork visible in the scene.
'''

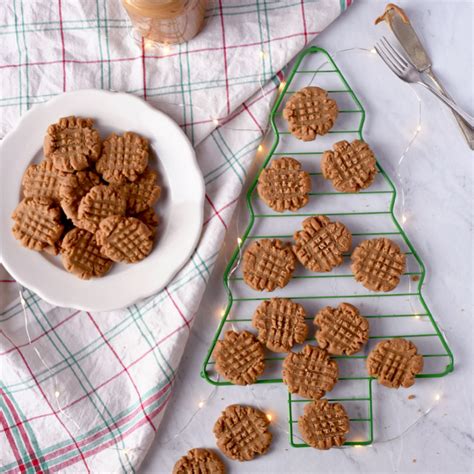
[375,37,474,128]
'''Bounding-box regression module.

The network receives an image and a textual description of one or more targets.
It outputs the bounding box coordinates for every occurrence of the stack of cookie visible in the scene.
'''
[11,116,161,279]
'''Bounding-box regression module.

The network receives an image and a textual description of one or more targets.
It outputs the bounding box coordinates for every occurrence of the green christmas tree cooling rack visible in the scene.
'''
[201,46,454,447]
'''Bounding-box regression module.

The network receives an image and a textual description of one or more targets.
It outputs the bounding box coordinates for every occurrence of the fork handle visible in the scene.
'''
[418,81,474,128]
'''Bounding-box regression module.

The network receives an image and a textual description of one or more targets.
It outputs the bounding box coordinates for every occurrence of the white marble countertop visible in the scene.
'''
[142,1,473,472]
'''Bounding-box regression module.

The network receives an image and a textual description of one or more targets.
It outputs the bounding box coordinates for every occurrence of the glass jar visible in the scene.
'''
[122,0,207,45]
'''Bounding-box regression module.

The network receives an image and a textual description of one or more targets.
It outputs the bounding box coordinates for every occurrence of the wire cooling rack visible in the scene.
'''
[201,46,454,447]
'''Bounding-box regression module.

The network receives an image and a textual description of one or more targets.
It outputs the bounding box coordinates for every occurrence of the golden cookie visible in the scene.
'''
[11,198,63,252]
[367,338,423,388]
[59,171,101,224]
[131,207,159,236]
[173,448,225,474]
[314,303,369,355]
[213,330,265,385]
[282,87,338,141]
[257,157,311,212]
[61,228,113,279]
[44,116,101,172]
[252,298,308,352]
[293,215,352,272]
[22,160,68,202]
[298,399,350,450]
[242,239,296,291]
[96,216,153,263]
[96,132,149,184]
[213,405,272,461]
[282,345,338,400]
[351,238,406,292]
[76,184,127,233]
[321,140,377,192]
[124,169,161,213]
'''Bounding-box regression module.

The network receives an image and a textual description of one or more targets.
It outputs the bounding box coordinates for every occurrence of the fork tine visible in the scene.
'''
[380,36,408,70]
[381,36,409,67]
[374,43,403,77]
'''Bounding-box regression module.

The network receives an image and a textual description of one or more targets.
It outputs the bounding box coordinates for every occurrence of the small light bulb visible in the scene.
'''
[198,401,205,408]
[279,81,286,91]
[435,394,441,401]
[258,145,263,152]
[416,125,422,132]
[220,309,226,318]
[414,315,421,320]
[266,413,272,422]
[354,445,364,449]
[237,237,243,245]
[54,391,60,398]
[212,118,219,126]
[402,215,407,224]
[371,48,376,54]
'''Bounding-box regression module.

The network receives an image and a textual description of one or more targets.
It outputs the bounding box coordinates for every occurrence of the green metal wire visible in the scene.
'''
[200,46,454,448]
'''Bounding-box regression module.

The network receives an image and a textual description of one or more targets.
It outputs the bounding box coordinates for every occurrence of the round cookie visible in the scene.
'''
[321,140,377,192]
[213,405,272,461]
[298,399,350,450]
[252,298,308,352]
[124,168,161,213]
[11,197,64,252]
[59,170,101,224]
[96,132,149,184]
[44,116,101,172]
[242,239,296,292]
[282,345,338,400]
[314,303,369,355]
[173,448,225,474]
[367,338,423,388]
[293,215,352,272]
[76,184,127,233]
[22,160,68,202]
[61,228,113,279]
[131,207,159,236]
[257,157,311,212]
[96,216,153,263]
[282,87,338,141]
[213,330,265,385]
[351,238,406,292]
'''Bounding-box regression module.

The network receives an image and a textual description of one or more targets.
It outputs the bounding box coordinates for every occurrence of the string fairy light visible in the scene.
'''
[258,144,264,152]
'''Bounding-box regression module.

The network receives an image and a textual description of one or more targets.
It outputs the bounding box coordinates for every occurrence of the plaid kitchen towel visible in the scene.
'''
[0,1,352,472]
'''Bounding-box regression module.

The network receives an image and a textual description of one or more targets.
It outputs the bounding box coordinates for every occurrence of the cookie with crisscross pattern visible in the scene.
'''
[96,216,153,263]
[44,116,101,172]
[59,170,101,224]
[367,338,423,388]
[213,405,272,461]
[96,132,149,184]
[76,184,127,233]
[321,140,377,192]
[283,87,338,141]
[123,168,161,213]
[282,345,338,400]
[131,207,159,236]
[22,160,68,202]
[213,330,265,385]
[314,303,369,355]
[293,215,351,272]
[11,197,64,252]
[242,239,296,291]
[351,238,406,292]
[252,298,308,352]
[257,157,311,212]
[61,228,113,279]
[173,448,225,474]
[298,399,350,450]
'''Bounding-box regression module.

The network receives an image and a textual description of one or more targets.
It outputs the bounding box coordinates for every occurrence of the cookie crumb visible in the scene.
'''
[411,275,420,282]
[408,394,416,400]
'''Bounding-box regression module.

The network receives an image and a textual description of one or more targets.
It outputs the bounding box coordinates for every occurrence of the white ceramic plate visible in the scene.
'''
[0,90,205,311]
